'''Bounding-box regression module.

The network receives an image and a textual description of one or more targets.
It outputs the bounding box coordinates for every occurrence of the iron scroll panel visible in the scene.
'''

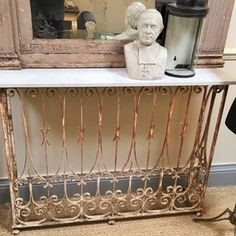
[0,85,228,230]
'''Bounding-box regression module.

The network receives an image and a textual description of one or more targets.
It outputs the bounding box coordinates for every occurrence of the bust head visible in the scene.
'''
[125,2,146,30]
[137,9,164,46]
[77,11,96,30]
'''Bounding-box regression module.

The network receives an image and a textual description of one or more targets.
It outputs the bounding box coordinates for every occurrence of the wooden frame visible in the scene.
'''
[16,0,128,68]
[0,0,235,69]
[0,0,21,69]
[197,0,235,67]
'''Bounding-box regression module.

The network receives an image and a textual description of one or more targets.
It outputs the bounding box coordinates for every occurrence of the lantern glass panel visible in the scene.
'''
[165,15,200,77]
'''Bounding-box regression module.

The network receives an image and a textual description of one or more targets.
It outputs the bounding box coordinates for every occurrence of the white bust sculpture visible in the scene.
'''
[114,2,146,40]
[124,9,167,80]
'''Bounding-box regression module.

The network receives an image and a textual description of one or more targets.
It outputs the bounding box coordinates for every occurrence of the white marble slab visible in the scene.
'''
[0,68,235,88]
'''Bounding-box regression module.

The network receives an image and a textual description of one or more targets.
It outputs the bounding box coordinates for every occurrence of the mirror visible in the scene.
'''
[30,0,155,40]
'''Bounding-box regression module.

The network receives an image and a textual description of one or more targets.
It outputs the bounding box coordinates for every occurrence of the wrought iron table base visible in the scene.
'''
[0,85,228,234]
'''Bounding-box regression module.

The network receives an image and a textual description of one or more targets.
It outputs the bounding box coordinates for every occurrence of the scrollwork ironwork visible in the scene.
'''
[2,85,228,229]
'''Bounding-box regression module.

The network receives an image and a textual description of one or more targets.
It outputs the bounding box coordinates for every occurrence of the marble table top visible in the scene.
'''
[0,68,235,88]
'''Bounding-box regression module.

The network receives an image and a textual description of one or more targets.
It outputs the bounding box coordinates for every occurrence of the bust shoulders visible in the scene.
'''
[125,40,167,60]
[124,40,167,80]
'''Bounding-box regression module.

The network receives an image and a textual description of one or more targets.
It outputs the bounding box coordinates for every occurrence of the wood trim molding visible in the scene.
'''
[198,0,235,67]
[0,0,21,69]
[223,48,236,60]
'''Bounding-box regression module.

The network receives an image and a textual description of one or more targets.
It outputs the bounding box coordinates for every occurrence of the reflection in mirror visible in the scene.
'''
[30,0,155,40]
[114,2,146,40]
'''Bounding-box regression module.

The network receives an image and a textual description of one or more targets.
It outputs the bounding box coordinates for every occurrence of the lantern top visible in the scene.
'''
[177,0,208,7]
[155,0,176,4]
[155,0,176,9]
[167,1,208,17]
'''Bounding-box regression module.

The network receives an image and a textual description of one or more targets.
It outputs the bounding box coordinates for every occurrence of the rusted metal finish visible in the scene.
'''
[0,89,18,224]
[0,86,228,231]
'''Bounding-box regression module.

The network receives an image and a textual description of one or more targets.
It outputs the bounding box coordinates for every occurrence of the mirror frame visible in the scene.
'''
[17,0,129,68]
[0,0,234,69]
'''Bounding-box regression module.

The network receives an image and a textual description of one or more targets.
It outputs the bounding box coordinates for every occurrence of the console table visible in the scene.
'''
[0,68,235,234]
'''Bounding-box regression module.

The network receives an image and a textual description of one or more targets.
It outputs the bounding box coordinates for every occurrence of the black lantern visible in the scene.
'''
[164,0,209,77]
[155,0,177,45]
